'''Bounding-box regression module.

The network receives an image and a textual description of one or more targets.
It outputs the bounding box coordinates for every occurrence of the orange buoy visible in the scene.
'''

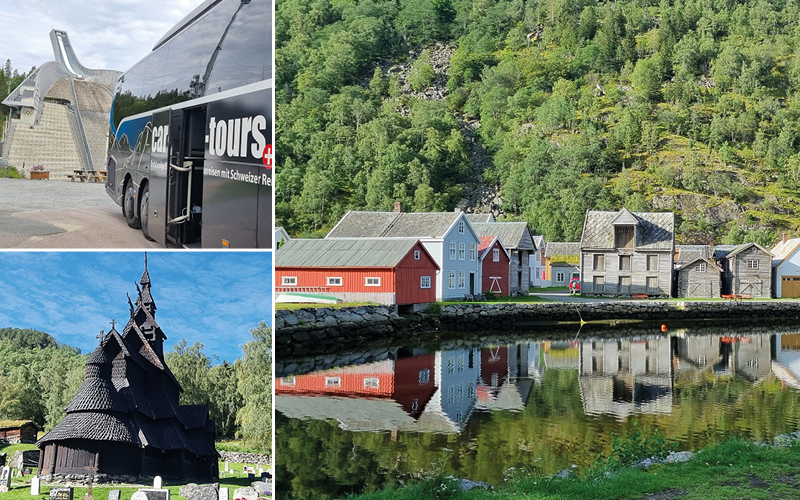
[661,324,667,332]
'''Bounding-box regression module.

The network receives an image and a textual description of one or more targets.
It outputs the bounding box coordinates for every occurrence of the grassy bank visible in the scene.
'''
[346,439,800,500]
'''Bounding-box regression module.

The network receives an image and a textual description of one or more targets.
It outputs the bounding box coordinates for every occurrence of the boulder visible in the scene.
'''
[232,487,258,500]
[665,451,695,463]
[180,483,219,500]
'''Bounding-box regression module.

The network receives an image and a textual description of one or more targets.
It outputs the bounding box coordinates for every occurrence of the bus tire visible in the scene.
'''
[140,184,152,241]
[124,180,141,229]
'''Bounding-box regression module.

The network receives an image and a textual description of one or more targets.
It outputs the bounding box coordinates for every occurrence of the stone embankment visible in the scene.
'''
[276,301,800,358]
[218,451,271,466]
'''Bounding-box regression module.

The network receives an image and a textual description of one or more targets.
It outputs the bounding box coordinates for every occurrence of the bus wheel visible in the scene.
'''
[124,181,141,229]
[140,184,152,241]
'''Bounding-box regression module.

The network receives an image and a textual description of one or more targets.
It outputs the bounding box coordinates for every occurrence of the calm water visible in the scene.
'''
[275,322,800,500]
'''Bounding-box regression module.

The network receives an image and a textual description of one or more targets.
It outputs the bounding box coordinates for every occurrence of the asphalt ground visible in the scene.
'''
[0,177,163,248]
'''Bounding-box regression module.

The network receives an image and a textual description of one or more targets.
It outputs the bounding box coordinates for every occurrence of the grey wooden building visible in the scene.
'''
[676,257,723,298]
[580,208,674,297]
[714,243,773,297]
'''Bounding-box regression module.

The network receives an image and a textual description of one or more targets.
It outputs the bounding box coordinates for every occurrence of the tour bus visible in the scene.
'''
[106,0,272,248]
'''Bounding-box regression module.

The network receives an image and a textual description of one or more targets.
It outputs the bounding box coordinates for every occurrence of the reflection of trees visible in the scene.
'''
[112,89,191,129]
[278,363,800,499]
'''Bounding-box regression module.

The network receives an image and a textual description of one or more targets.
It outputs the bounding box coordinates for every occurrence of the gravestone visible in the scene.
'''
[153,477,162,490]
[30,475,40,496]
[130,492,147,500]
[247,473,255,481]
[49,487,73,500]
[224,462,229,472]
[218,487,228,500]
[107,490,120,500]
[0,466,12,493]
[136,488,169,500]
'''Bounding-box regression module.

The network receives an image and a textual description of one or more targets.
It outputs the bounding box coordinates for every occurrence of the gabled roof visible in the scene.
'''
[465,213,494,223]
[581,210,674,251]
[723,242,771,259]
[545,242,581,259]
[533,235,544,251]
[772,237,800,267]
[327,211,473,239]
[0,420,41,431]
[675,245,713,264]
[277,238,439,269]
[471,222,536,250]
[676,257,723,273]
[713,245,737,259]
[478,236,510,261]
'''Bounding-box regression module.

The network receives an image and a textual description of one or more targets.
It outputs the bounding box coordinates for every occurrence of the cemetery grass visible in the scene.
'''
[0,462,268,500]
[345,439,800,500]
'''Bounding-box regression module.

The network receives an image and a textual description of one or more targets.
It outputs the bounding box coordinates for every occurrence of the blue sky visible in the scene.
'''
[0,251,272,363]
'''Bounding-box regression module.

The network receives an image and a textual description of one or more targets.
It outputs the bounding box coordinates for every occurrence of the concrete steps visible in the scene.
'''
[5,102,82,178]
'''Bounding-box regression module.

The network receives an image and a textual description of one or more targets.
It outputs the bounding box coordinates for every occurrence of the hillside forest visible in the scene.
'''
[0,324,272,453]
[276,0,800,246]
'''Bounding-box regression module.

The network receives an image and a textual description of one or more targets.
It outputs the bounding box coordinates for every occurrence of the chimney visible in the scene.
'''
[394,201,402,213]
[783,232,788,244]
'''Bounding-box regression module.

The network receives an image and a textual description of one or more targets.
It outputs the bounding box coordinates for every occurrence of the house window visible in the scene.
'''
[282,276,297,286]
[419,369,430,384]
[615,226,635,248]
[364,377,380,389]
[447,357,454,374]
[448,271,456,288]
[618,276,631,293]
[458,221,465,233]
[593,276,605,292]
[469,244,476,260]
[593,254,605,271]
[327,277,342,286]
[280,376,295,386]
[365,277,381,286]
[646,277,658,292]
[747,260,759,269]
[619,255,631,271]
[325,377,341,387]
[459,242,466,260]
[493,248,500,262]
[647,255,658,271]
[695,262,707,272]
[449,242,456,260]
[420,276,431,289]
[457,356,464,372]
[458,272,466,289]
[414,249,421,260]
[556,272,565,283]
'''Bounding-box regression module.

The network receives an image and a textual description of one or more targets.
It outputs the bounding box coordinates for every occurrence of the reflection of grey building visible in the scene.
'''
[676,333,772,380]
[1,30,120,176]
[733,334,772,380]
[579,337,672,418]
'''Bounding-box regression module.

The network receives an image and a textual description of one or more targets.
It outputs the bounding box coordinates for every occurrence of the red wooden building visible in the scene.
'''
[478,236,511,297]
[276,238,439,305]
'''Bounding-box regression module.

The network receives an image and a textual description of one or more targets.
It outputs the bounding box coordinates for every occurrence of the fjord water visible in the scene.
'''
[275,323,800,499]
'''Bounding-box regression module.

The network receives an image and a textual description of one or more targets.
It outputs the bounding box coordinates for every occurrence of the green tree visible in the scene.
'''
[236,322,272,453]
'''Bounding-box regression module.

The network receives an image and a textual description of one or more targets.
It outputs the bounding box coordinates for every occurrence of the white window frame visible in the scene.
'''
[493,248,500,262]
[420,276,431,289]
[747,260,759,269]
[364,377,380,389]
[448,271,456,289]
[327,277,343,286]
[458,220,465,233]
[282,276,297,286]
[280,376,296,386]
[469,244,476,261]
[414,249,421,260]
[419,369,430,384]
[557,272,565,283]
[449,242,456,260]
[325,377,341,387]
[459,242,466,260]
[365,277,381,286]
[458,272,466,289]
[695,262,707,272]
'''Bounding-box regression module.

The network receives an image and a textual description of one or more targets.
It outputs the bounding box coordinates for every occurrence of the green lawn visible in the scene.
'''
[346,439,800,500]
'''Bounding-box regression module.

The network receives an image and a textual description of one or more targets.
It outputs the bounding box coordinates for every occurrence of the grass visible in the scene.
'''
[275,301,379,310]
[345,439,800,500]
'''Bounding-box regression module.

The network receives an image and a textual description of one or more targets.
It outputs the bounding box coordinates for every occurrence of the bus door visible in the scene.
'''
[147,109,171,247]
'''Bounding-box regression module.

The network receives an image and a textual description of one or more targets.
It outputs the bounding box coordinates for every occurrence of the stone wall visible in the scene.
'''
[218,452,271,466]
[276,300,800,358]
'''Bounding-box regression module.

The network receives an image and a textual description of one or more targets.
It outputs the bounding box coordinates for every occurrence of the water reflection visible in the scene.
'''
[276,324,800,500]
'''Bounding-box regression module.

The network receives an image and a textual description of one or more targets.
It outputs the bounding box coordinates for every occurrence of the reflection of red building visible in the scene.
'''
[276,354,438,419]
[479,237,510,297]
[477,346,509,401]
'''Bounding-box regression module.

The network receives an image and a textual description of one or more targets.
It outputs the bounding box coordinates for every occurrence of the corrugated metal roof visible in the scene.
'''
[472,222,536,250]
[327,211,467,239]
[277,238,424,268]
[581,210,674,250]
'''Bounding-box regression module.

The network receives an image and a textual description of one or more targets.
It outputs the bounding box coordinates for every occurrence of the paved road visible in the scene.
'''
[530,290,623,302]
[0,177,163,248]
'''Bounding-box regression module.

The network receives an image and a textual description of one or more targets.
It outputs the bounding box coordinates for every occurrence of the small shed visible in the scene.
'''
[716,243,773,297]
[676,258,723,298]
[0,420,42,444]
[478,236,510,297]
